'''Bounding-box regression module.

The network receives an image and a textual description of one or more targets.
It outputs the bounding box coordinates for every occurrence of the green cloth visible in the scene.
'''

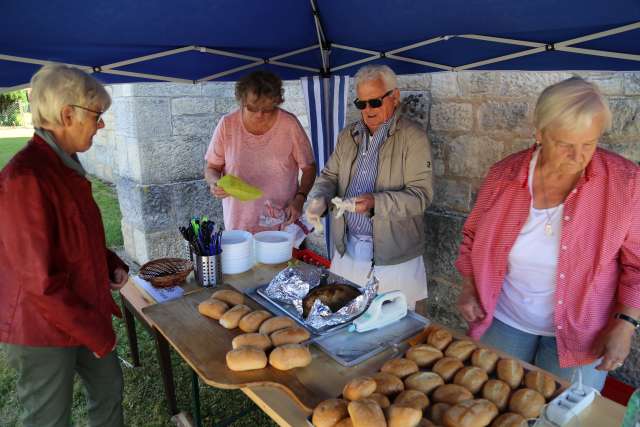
[4,344,123,427]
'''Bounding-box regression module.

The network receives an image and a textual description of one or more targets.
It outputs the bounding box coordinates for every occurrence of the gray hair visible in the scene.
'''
[30,64,111,128]
[354,65,398,92]
[534,76,612,134]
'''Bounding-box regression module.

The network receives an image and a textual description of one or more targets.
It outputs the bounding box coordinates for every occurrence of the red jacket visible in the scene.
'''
[0,135,126,357]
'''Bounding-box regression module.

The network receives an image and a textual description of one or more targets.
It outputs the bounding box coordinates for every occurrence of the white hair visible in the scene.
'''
[354,64,398,92]
[534,76,612,134]
[30,64,111,128]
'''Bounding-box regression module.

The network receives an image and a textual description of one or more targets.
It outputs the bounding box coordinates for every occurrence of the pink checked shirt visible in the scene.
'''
[455,145,640,368]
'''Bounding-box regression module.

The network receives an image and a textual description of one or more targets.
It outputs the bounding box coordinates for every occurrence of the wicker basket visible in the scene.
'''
[138,258,193,288]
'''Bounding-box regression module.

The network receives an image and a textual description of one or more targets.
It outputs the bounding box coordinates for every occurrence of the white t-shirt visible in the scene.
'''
[493,147,563,336]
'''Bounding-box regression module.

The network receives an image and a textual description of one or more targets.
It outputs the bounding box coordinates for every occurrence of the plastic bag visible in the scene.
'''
[217,174,263,201]
[331,196,357,218]
[259,200,286,227]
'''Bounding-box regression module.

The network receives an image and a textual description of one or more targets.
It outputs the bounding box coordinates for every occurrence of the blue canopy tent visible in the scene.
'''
[2,0,640,253]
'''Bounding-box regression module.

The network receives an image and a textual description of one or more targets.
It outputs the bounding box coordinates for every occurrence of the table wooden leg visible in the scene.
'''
[154,328,179,416]
[191,369,202,427]
[121,298,141,367]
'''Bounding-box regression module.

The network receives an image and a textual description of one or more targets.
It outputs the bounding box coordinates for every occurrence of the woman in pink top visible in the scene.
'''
[204,71,316,233]
[455,77,640,390]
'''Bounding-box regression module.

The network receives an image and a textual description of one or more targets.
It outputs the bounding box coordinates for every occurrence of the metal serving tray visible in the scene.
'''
[245,284,429,367]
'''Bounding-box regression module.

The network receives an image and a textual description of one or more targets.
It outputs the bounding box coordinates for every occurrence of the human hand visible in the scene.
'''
[305,198,326,232]
[593,318,634,371]
[456,277,486,323]
[210,182,229,199]
[354,193,375,214]
[94,340,117,358]
[283,195,305,226]
[109,267,128,291]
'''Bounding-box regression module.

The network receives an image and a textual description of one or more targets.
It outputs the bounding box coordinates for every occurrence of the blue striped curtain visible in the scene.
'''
[301,75,350,254]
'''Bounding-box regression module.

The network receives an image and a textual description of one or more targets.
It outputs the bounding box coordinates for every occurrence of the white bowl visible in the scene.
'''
[253,231,292,264]
[221,230,253,257]
[222,254,254,275]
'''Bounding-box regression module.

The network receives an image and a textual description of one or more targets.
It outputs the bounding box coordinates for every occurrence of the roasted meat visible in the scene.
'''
[302,283,361,318]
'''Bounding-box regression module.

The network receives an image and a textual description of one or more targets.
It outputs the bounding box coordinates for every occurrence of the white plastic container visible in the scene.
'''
[253,231,292,264]
[220,230,254,274]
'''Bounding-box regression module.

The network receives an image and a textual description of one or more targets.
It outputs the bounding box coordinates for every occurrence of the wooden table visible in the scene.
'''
[122,264,628,427]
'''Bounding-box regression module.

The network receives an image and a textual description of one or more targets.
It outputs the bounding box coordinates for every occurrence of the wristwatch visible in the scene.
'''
[613,312,640,330]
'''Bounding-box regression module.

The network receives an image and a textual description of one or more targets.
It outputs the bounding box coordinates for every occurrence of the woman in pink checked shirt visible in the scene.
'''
[455,77,640,390]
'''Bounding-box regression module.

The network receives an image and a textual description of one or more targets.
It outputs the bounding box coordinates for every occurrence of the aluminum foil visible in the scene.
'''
[264,265,379,330]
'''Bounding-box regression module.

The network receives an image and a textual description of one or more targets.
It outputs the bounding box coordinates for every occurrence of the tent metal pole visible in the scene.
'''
[386,36,448,55]
[197,61,263,82]
[556,21,640,47]
[100,46,196,70]
[458,34,544,48]
[556,46,640,62]
[386,54,452,71]
[100,69,192,83]
[269,45,319,61]
[332,44,379,55]
[269,61,319,72]
[332,55,379,72]
[310,0,330,74]
[455,46,546,71]
[0,53,92,71]
[200,47,262,61]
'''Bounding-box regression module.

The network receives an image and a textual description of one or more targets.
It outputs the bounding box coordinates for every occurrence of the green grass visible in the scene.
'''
[0,137,277,426]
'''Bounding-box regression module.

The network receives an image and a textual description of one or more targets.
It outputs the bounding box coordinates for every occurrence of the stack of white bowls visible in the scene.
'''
[254,231,293,264]
[220,230,254,274]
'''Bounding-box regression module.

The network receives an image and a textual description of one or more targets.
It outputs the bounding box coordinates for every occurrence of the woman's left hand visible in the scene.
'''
[110,267,129,291]
[283,195,305,226]
[593,319,635,371]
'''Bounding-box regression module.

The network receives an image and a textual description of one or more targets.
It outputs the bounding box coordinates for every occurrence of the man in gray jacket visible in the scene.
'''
[305,64,433,310]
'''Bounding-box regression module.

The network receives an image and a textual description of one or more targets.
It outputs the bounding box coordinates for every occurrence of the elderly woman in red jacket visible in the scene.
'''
[0,65,128,426]
[456,77,640,390]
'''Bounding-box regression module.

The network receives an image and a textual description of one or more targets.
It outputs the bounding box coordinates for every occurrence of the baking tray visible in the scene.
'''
[245,284,429,367]
[252,283,357,335]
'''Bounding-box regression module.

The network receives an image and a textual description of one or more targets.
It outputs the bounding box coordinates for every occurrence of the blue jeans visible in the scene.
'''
[480,318,607,391]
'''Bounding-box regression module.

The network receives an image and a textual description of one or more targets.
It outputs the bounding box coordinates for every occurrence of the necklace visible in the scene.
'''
[538,157,562,237]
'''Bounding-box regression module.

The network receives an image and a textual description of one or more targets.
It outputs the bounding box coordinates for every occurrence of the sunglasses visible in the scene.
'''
[353,90,394,110]
[71,104,104,123]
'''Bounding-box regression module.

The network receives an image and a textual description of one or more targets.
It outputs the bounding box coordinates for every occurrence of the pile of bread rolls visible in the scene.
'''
[312,326,558,427]
[198,289,312,372]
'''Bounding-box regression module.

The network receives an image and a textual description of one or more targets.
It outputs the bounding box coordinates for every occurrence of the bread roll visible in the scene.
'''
[405,344,443,368]
[270,326,311,346]
[219,304,252,329]
[334,418,354,427]
[238,310,272,333]
[372,372,405,396]
[367,393,390,409]
[429,403,451,425]
[427,328,453,351]
[442,399,498,427]
[491,412,527,427]
[496,359,524,389]
[347,399,386,427]
[481,379,511,412]
[471,348,499,373]
[404,371,444,394]
[394,390,430,411]
[198,298,229,320]
[381,358,419,378]
[231,333,272,351]
[342,376,377,401]
[432,356,464,382]
[524,371,556,399]
[508,388,545,419]
[258,315,297,335]
[444,340,477,362]
[211,289,244,305]
[225,347,267,371]
[387,404,422,427]
[432,384,473,405]
[453,366,489,394]
[268,344,312,370]
[312,398,349,427]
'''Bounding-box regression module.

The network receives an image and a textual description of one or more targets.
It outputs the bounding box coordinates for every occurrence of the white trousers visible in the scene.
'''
[330,244,428,310]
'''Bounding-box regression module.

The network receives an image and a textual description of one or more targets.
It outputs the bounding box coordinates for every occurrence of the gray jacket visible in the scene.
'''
[308,113,433,265]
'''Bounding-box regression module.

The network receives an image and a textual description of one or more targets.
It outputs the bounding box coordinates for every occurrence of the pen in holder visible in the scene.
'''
[194,252,223,287]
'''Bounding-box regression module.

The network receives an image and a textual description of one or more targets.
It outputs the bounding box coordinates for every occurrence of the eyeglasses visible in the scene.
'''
[353,90,394,110]
[71,105,104,123]
[244,103,278,114]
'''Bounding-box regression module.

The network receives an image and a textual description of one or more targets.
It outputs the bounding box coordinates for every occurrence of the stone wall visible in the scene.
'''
[80,70,640,387]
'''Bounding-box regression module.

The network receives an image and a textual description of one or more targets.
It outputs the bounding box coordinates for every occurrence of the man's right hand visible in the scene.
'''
[457,277,486,323]
[210,183,229,199]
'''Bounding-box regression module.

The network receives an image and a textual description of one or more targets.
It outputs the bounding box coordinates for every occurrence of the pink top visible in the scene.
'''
[455,145,640,368]
[205,108,314,233]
